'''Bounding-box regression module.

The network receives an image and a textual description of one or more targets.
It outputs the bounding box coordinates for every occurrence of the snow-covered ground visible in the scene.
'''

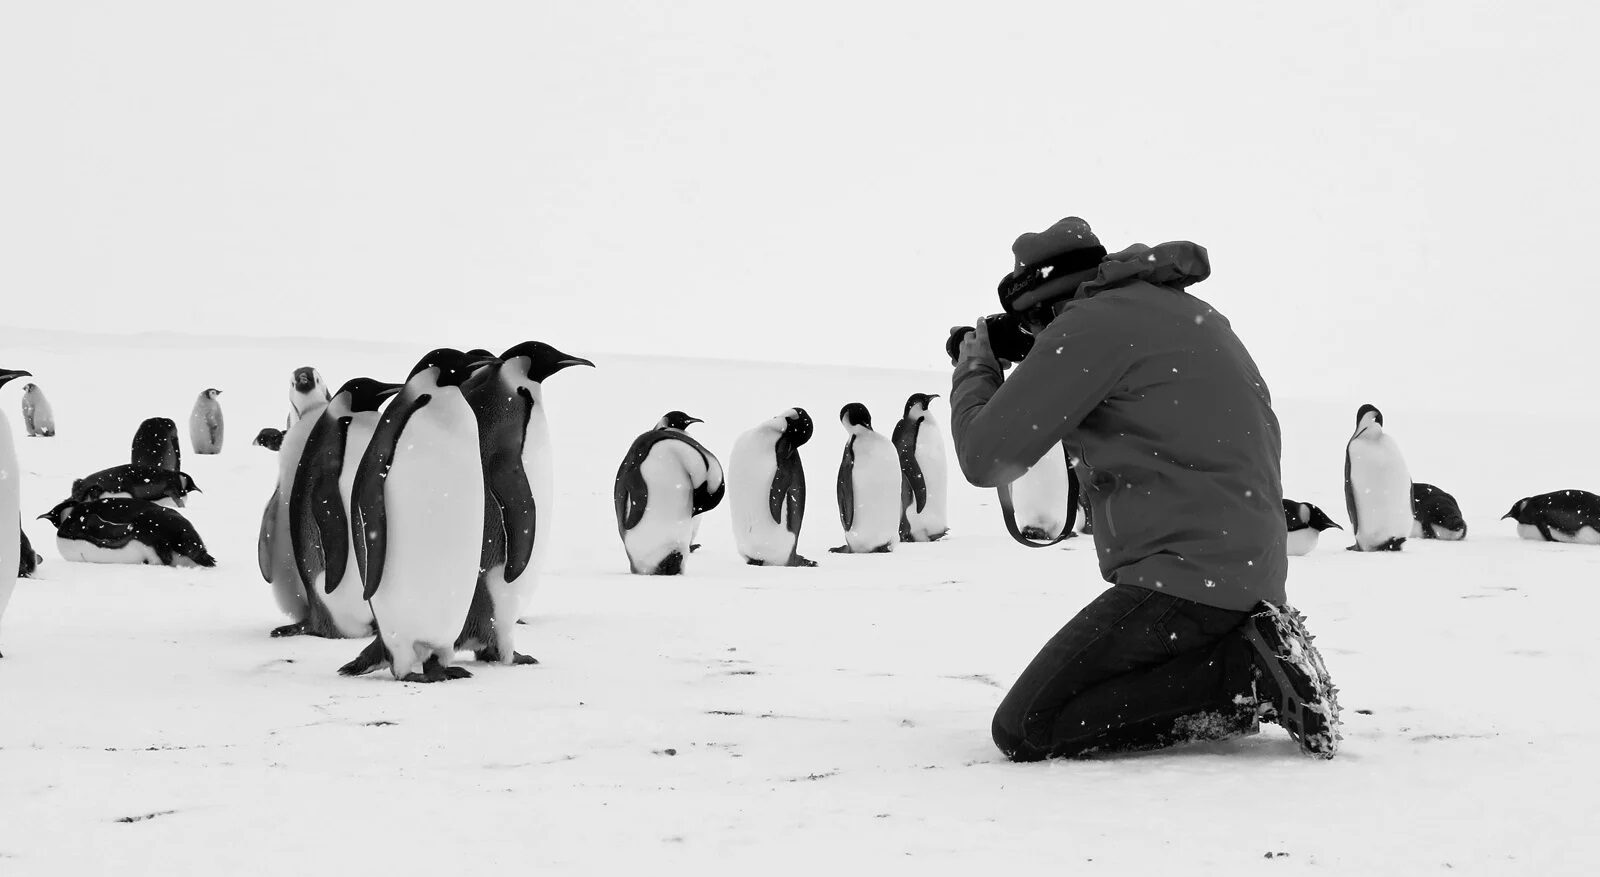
[1,328,1596,874]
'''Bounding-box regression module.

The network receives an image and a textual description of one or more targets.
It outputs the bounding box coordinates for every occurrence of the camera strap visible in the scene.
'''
[995,444,1080,548]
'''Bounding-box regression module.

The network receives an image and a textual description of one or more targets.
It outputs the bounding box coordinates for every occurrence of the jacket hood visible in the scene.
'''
[1075,241,1211,300]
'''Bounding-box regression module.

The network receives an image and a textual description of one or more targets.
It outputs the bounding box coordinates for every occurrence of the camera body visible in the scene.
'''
[947,313,1036,366]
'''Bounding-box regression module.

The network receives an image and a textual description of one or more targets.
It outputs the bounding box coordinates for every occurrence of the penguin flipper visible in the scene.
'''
[258,487,279,582]
[351,392,432,600]
[893,419,928,513]
[614,439,652,536]
[1343,446,1361,540]
[289,414,350,595]
[785,457,807,539]
[837,439,856,533]
[490,461,536,583]
[678,434,725,516]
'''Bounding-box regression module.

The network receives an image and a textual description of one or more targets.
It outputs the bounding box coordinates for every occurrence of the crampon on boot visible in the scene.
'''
[1243,602,1341,758]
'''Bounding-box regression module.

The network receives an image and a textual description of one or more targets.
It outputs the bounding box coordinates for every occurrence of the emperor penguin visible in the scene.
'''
[258,384,331,637]
[1412,483,1467,541]
[1009,442,1073,540]
[283,378,402,641]
[1503,490,1600,544]
[0,367,32,657]
[131,417,181,473]
[19,526,40,578]
[729,408,816,567]
[20,383,54,437]
[1283,498,1342,556]
[342,349,494,682]
[614,411,726,575]
[1344,403,1413,552]
[189,389,224,454]
[832,403,900,554]
[893,393,948,543]
[253,428,285,452]
[287,366,331,429]
[40,497,215,567]
[72,464,200,508]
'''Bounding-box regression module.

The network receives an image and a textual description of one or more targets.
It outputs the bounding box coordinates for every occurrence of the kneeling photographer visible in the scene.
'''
[949,217,1340,760]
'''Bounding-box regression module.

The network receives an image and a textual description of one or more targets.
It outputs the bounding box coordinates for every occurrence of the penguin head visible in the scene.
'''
[336,378,404,413]
[408,348,499,389]
[179,473,202,495]
[22,383,38,393]
[1355,403,1384,432]
[1306,503,1342,531]
[292,367,323,394]
[782,408,814,446]
[1503,498,1528,521]
[253,428,285,450]
[839,402,873,431]
[0,368,33,390]
[499,341,596,383]
[39,498,78,529]
[658,411,703,431]
[903,393,940,420]
[202,388,222,399]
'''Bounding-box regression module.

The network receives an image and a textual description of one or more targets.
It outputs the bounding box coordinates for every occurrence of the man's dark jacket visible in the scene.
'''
[950,241,1286,611]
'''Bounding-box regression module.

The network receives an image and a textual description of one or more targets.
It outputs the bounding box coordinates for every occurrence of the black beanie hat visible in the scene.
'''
[997,217,1107,314]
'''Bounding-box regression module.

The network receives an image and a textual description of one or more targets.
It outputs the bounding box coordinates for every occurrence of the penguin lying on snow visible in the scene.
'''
[833,403,899,554]
[73,464,200,508]
[1009,443,1074,541]
[1503,490,1600,544]
[615,410,725,575]
[1412,483,1467,541]
[1283,499,1342,556]
[18,527,40,577]
[253,428,285,451]
[40,497,215,567]
[1344,404,1412,552]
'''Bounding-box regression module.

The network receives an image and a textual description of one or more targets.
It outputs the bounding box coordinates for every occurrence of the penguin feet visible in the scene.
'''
[402,656,474,683]
[271,621,310,638]
[869,544,893,554]
[511,652,538,665]
[788,555,818,568]
[828,545,853,554]
[338,639,391,676]
[1375,538,1406,551]
[472,647,540,666]
[690,543,702,553]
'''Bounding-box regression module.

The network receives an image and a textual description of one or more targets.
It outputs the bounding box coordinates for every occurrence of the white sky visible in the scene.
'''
[3,1,1596,411]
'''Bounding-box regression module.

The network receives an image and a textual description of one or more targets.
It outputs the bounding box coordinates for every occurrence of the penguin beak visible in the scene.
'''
[469,357,501,370]
[0,369,33,388]
[558,357,595,370]
[375,383,404,400]
[686,416,704,425]
[927,394,941,400]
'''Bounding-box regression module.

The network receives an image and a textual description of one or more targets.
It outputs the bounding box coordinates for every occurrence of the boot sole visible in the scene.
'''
[1245,604,1341,758]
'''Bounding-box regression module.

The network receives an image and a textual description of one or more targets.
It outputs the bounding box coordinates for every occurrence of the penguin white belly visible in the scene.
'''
[1285,528,1320,556]
[729,434,795,563]
[1347,435,1412,549]
[1010,448,1069,536]
[845,435,901,552]
[1430,524,1467,541]
[268,411,323,620]
[1517,524,1600,544]
[0,416,20,632]
[323,420,378,638]
[623,442,698,573]
[56,537,163,565]
[516,408,554,613]
[368,408,484,678]
[904,426,949,539]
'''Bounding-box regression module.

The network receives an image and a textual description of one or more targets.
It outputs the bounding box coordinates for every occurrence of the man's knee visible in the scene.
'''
[992,710,1049,762]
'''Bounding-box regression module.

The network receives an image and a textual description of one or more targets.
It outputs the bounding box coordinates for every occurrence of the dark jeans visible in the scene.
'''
[993,584,1258,761]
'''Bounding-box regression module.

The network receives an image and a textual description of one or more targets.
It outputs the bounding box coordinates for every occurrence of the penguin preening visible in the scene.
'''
[1412,483,1467,541]
[729,408,816,567]
[40,497,215,568]
[20,383,54,438]
[1283,498,1342,556]
[615,410,725,576]
[1503,490,1600,544]
[0,367,32,658]
[190,389,224,455]
[832,403,900,554]
[893,393,948,543]
[288,367,331,429]
[340,349,495,682]
[72,464,200,509]
[1344,404,1413,552]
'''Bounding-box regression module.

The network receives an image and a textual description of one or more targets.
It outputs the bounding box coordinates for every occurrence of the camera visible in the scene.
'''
[947,313,1036,366]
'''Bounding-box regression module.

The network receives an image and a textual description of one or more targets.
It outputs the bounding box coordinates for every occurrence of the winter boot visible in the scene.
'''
[1242,602,1341,758]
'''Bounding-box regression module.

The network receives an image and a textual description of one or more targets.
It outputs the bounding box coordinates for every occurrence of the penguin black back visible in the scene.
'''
[1503,490,1600,541]
[1412,483,1467,539]
[771,408,813,540]
[40,497,215,567]
[72,464,200,506]
[131,417,181,472]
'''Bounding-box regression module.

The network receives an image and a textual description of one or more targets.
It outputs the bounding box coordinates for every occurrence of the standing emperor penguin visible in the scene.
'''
[281,379,402,640]
[0,368,31,657]
[1344,403,1413,552]
[287,366,331,429]
[189,389,224,454]
[894,393,948,543]
[1008,442,1073,540]
[832,403,900,554]
[729,408,816,567]
[131,417,181,473]
[342,349,494,682]
[259,382,332,636]
[20,383,54,437]
[614,411,726,575]
[447,342,593,664]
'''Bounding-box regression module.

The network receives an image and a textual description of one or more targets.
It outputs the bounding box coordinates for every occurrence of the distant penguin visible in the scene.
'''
[20,383,54,437]
[1344,404,1413,552]
[729,408,816,567]
[18,525,40,578]
[340,349,492,682]
[281,379,401,641]
[1284,499,1343,556]
[258,384,332,637]
[253,428,285,451]
[832,403,900,554]
[1412,483,1467,541]
[40,497,215,567]
[615,411,725,576]
[131,417,181,473]
[189,388,224,454]
[1009,443,1073,540]
[1503,490,1600,544]
[893,393,948,543]
[287,366,331,429]
[0,367,30,657]
[72,464,200,509]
